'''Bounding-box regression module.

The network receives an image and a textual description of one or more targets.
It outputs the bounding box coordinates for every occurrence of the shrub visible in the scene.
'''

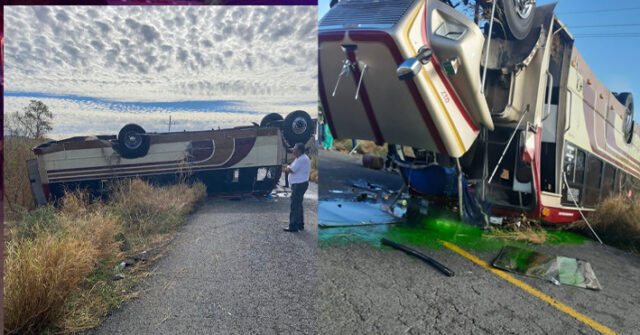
[4,235,98,334]
[109,179,206,233]
[3,178,207,334]
[7,205,58,241]
[572,194,640,253]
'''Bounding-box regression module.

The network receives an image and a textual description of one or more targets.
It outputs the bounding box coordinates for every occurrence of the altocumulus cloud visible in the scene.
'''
[3,6,317,137]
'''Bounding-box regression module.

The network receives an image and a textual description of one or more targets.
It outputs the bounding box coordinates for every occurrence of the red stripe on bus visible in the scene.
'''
[420,3,479,133]
[345,49,385,145]
[582,86,640,179]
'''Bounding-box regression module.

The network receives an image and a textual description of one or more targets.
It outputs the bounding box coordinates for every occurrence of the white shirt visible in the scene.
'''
[288,153,310,184]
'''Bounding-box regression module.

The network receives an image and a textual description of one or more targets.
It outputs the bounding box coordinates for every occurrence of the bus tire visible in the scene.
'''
[283,110,312,147]
[260,113,283,127]
[117,124,150,159]
[615,92,634,143]
[499,0,536,40]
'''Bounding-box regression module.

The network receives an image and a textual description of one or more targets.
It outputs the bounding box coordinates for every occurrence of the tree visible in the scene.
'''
[9,100,53,139]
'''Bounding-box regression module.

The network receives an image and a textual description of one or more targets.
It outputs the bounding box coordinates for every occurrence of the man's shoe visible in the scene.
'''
[283,227,299,232]
[298,226,305,231]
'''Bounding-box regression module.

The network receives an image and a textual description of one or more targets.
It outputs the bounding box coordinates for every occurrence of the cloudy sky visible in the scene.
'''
[3,6,317,139]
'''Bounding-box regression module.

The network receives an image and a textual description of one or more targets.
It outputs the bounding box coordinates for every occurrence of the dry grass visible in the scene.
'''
[58,192,123,263]
[333,139,388,157]
[485,229,548,244]
[4,236,98,334]
[309,154,319,183]
[109,179,206,234]
[570,194,640,253]
[3,138,45,220]
[3,179,207,334]
[485,216,548,244]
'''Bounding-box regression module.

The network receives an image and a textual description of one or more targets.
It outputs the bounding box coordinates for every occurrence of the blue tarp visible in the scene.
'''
[397,161,489,226]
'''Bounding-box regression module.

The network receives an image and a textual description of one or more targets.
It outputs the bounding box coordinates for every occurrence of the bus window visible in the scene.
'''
[562,143,585,206]
[564,143,576,180]
[601,164,615,200]
[583,155,603,207]
[575,150,585,184]
[614,169,622,193]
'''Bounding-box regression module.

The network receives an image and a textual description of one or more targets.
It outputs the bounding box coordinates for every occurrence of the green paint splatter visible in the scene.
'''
[319,205,587,250]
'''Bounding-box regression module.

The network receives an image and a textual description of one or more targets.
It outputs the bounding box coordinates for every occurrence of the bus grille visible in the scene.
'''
[319,0,417,30]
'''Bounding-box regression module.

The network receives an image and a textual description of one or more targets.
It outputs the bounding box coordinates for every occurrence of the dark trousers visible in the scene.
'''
[289,181,309,229]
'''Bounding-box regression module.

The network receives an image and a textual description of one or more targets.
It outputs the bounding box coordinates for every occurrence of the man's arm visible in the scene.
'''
[285,158,299,174]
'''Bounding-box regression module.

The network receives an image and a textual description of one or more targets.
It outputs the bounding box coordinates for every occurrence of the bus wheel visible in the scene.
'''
[615,92,634,143]
[283,110,312,147]
[117,124,150,159]
[260,113,283,127]
[499,0,536,40]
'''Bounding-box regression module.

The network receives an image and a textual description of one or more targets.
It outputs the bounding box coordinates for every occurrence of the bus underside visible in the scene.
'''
[319,0,640,224]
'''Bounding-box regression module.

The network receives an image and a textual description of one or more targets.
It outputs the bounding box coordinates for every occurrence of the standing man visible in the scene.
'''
[283,143,310,232]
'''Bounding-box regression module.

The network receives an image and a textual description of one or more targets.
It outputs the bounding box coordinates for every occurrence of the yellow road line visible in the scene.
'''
[440,241,618,335]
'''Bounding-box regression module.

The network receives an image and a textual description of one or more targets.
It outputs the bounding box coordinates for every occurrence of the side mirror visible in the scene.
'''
[397,47,432,81]
[397,58,422,81]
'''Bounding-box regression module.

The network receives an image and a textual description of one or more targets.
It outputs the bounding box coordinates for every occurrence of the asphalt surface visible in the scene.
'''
[318,149,640,335]
[89,180,318,335]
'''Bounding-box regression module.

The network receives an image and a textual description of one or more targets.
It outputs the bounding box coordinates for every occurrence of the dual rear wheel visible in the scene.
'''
[260,110,313,147]
[500,0,536,40]
[115,110,314,159]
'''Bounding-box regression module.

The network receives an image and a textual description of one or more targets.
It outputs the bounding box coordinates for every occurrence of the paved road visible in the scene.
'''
[89,181,318,335]
[318,150,640,335]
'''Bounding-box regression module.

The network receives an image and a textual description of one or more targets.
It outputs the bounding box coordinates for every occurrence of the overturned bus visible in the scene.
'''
[28,110,314,205]
[319,0,639,223]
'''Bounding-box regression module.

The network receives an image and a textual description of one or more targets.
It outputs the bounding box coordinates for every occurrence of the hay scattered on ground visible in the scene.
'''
[333,139,388,157]
[485,216,548,244]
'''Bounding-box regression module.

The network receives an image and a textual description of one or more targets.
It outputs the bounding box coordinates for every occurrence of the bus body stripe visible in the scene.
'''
[420,2,479,133]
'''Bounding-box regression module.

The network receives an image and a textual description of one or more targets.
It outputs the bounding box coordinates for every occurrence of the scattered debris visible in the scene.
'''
[355,192,379,201]
[381,238,454,277]
[319,201,397,227]
[270,189,291,198]
[113,263,126,281]
[355,193,369,201]
[492,246,601,290]
[489,216,503,225]
[351,179,385,192]
[485,216,548,244]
